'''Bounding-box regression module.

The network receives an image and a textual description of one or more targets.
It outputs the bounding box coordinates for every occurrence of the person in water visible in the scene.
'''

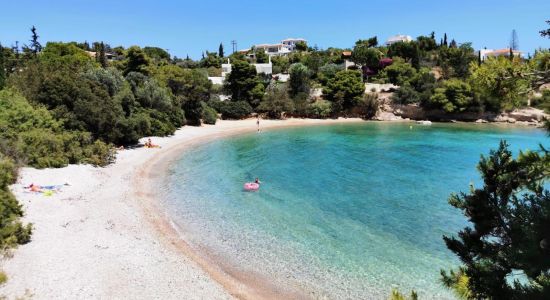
[254,178,261,184]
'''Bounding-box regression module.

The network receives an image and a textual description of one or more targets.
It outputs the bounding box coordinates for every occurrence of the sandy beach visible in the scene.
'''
[0,118,364,300]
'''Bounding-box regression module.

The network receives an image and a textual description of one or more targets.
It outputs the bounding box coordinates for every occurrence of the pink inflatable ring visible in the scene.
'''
[244,182,260,191]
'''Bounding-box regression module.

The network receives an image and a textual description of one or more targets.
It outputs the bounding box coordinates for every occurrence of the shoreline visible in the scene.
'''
[0,118,363,299]
[1,118,544,299]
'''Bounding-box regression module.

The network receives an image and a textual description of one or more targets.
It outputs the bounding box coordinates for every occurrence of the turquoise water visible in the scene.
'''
[163,123,547,299]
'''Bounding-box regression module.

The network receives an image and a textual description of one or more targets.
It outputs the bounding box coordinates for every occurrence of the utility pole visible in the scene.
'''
[231,40,237,54]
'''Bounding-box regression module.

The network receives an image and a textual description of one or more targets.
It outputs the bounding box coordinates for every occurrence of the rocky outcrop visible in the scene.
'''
[381,103,547,126]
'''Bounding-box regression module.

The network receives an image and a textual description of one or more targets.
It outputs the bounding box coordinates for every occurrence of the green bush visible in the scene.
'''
[0,90,114,168]
[0,155,32,250]
[202,104,218,125]
[357,93,379,119]
[0,270,7,285]
[532,90,550,113]
[308,100,332,118]
[220,101,253,119]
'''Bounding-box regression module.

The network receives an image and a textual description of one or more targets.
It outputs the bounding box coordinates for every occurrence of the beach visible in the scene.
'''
[0,118,363,300]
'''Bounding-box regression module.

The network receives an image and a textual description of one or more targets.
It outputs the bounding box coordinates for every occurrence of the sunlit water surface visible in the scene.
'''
[162,123,547,299]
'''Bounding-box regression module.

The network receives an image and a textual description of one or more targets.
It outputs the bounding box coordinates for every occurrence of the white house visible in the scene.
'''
[281,38,307,51]
[214,59,273,84]
[252,38,307,56]
[385,34,412,46]
[478,48,523,61]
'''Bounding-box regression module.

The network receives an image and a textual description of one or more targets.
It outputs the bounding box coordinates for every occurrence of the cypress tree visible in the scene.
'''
[99,42,107,68]
[219,43,224,58]
[478,50,482,66]
[443,33,448,47]
[509,47,514,61]
[0,43,5,89]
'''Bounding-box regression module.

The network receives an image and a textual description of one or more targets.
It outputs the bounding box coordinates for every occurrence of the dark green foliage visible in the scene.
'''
[391,85,420,105]
[295,41,308,52]
[258,83,294,119]
[318,63,343,85]
[28,26,42,55]
[388,41,420,68]
[255,49,269,64]
[201,103,218,125]
[0,154,33,250]
[427,79,476,113]
[218,101,253,119]
[159,68,212,126]
[143,47,170,61]
[541,20,550,38]
[438,43,476,78]
[289,63,310,97]
[377,58,417,85]
[323,70,365,113]
[442,141,550,299]
[224,60,264,107]
[307,100,332,118]
[351,43,382,78]
[417,34,437,52]
[97,42,107,68]
[200,51,222,68]
[0,90,115,167]
[125,46,150,75]
[0,44,5,89]
[357,93,379,119]
[532,90,550,113]
[218,43,224,58]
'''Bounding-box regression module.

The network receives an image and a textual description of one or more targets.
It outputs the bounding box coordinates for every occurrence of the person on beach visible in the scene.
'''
[256,116,260,132]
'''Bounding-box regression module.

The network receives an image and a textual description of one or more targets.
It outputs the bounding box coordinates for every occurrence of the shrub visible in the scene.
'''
[531,90,550,113]
[392,85,421,105]
[202,104,218,125]
[220,101,253,119]
[357,93,379,119]
[0,270,6,285]
[308,100,332,118]
[0,155,33,250]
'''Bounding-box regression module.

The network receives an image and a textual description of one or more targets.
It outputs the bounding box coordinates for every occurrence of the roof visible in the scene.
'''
[342,51,352,57]
[281,38,306,42]
[255,43,283,48]
[386,34,412,43]
[487,48,523,54]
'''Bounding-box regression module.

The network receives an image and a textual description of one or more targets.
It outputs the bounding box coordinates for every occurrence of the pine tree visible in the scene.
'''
[29,25,42,55]
[442,141,550,299]
[219,43,224,58]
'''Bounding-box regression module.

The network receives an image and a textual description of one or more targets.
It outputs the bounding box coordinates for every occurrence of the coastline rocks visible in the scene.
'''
[384,103,547,127]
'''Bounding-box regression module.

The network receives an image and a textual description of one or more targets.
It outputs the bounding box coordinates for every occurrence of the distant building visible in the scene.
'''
[252,38,308,56]
[385,34,412,46]
[478,48,523,61]
[216,58,273,83]
[85,51,118,60]
[341,51,355,70]
[281,38,307,52]
[254,43,289,56]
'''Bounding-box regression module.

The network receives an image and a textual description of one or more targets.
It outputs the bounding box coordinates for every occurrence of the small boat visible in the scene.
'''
[243,182,260,191]
[416,120,432,125]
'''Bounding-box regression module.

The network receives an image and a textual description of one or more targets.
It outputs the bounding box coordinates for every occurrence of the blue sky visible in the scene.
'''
[1,0,549,59]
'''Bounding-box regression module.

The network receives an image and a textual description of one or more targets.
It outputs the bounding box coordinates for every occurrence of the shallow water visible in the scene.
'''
[163,123,547,299]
